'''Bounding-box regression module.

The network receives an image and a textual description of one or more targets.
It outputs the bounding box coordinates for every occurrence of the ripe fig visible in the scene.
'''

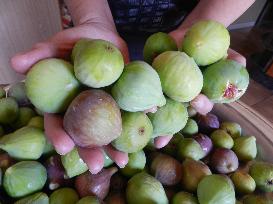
[49,188,79,204]
[162,133,183,156]
[143,32,177,64]
[210,148,239,174]
[25,58,80,113]
[231,171,256,194]
[152,51,203,102]
[112,61,166,112]
[196,113,220,134]
[242,194,273,204]
[121,150,146,177]
[181,159,212,192]
[27,116,44,129]
[193,133,213,156]
[178,138,205,161]
[249,161,273,192]
[148,98,188,138]
[112,112,152,153]
[11,107,36,129]
[14,192,49,204]
[76,196,101,204]
[7,82,30,106]
[150,152,182,186]
[126,172,168,204]
[63,90,122,148]
[172,191,198,204]
[75,167,118,200]
[197,174,236,204]
[220,122,241,138]
[210,130,234,149]
[181,118,198,136]
[0,97,18,124]
[232,136,257,161]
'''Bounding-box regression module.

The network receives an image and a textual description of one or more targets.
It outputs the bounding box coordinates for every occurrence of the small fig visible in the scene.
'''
[112,112,152,153]
[103,151,114,168]
[187,106,197,118]
[0,97,18,124]
[193,133,213,156]
[162,133,183,156]
[182,118,198,136]
[11,107,36,129]
[121,150,146,177]
[14,192,49,204]
[178,138,205,161]
[197,174,236,204]
[242,194,273,204]
[75,167,118,200]
[231,171,256,194]
[220,121,241,138]
[150,152,182,186]
[7,82,30,106]
[49,188,79,204]
[27,116,44,129]
[210,148,239,174]
[3,161,47,198]
[61,148,88,178]
[232,136,257,161]
[0,126,45,160]
[172,191,198,204]
[76,196,101,204]
[196,113,220,134]
[126,172,168,204]
[181,159,212,192]
[64,90,122,148]
[249,161,273,192]
[210,129,234,149]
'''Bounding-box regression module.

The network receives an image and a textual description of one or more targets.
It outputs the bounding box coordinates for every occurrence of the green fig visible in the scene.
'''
[121,150,146,177]
[126,172,168,204]
[152,51,203,102]
[28,116,44,129]
[249,161,273,192]
[14,192,49,204]
[8,82,30,106]
[178,138,205,161]
[61,148,88,178]
[49,188,79,204]
[232,136,257,161]
[181,159,212,192]
[76,196,100,204]
[210,130,234,149]
[25,58,80,113]
[0,87,5,99]
[112,112,153,153]
[172,191,198,204]
[0,126,45,160]
[103,150,114,168]
[143,32,177,64]
[148,98,188,138]
[11,107,36,129]
[220,122,241,138]
[231,171,256,194]
[162,133,184,156]
[197,174,236,204]
[112,61,166,112]
[187,106,197,118]
[0,97,18,124]
[3,161,47,198]
[73,39,124,88]
[181,118,198,136]
[242,194,273,204]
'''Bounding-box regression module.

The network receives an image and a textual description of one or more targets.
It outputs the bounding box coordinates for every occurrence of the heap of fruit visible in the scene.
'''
[0,20,272,204]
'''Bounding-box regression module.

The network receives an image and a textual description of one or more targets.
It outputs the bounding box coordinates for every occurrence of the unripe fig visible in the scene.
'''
[220,121,241,138]
[211,129,234,149]
[232,136,257,161]
[49,188,79,204]
[178,138,205,161]
[0,97,18,124]
[121,150,146,177]
[8,82,30,106]
[172,191,198,204]
[182,118,198,136]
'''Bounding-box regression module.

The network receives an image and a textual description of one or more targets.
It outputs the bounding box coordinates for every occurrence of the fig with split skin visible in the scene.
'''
[232,136,257,161]
[231,171,256,194]
[7,82,30,106]
[14,192,49,204]
[121,150,146,177]
[112,61,166,112]
[210,129,234,149]
[172,191,198,204]
[49,187,79,204]
[0,97,18,125]
[196,113,220,134]
[182,118,198,136]
[220,121,242,138]
[63,89,122,148]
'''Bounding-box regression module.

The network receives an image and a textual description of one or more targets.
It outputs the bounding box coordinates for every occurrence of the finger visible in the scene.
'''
[154,135,173,149]
[227,48,246,67]
[103,145,128,168]
[44,113,75,155]
[190,94,214,116]
[78,147,104,174]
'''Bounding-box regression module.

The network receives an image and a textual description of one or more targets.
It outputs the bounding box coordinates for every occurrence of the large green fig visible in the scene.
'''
[232,136,257,161]
[49,188,79,204]
[121,150,146,177]
[112,61,166,112]
[112,112,153,153]
[25,58,80,113]
[73,39,124,88]
[182,20,230,66]
[143,32,177,64]
[0,97,18,124]
[152,51,203,102]
[202,59,249,103]
[0,127,45,160]
[8,82,30,106]
[14,192,49,204]
[172,191,198,204]
[126,172,168,204]
[197,175,236,204]
[148,98,188,138]
[63,90,122,148]
[3,161,47,198]
[11,107,36,129]
[61,148,88,178]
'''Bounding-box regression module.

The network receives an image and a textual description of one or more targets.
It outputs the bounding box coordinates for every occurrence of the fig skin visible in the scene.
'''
[11,107,36,129]
[193,134,213,156]
[182,118,198,136]
[0,97,19,125]
[172,191,198,204]
[27,116,44,129]
[150,152,182,186]
[49,187,79,204]
[210,148,239,174]
[210,129,234,149]
[63,90,122,148]
[232,136,257,162]
[121,150,146,177]
[196,113,220,134]
[230,171,256,194]
[220,122,241,138]
[178,138,205,161]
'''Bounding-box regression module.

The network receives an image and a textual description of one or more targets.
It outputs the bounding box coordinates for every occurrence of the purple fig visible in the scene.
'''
[196,113,219,134]
[210,148,239,174]
[193,133,213,156]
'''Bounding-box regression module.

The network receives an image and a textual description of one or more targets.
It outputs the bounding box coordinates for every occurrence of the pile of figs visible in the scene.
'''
[0,20,272,204]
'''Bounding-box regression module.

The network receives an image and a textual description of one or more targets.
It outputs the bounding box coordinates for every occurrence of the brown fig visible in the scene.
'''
[196,113,219,134]
[64,90,122,148]
[75,167,118,200]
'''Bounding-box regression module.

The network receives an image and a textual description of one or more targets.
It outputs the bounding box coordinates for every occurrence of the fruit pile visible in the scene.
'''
[0,20,272,204]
